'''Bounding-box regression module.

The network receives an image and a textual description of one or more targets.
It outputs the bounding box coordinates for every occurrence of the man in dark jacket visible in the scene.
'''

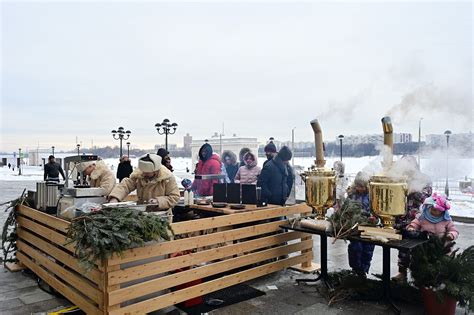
[44,155,66,182]
[262,141,278,168]
[157,148,174,172]
[116,155,133,182]
[257,146,294,206]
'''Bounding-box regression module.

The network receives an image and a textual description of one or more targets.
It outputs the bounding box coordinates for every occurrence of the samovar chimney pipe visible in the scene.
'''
[310,118,325,167]
[381,116,393,168]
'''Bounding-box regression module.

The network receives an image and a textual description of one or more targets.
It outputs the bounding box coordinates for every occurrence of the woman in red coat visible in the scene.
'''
[191,143,222,196]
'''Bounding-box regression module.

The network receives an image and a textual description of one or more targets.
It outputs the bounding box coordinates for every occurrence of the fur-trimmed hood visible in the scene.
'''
[90,161,111,180]
[88,160,116,195]
[222,150,237,165]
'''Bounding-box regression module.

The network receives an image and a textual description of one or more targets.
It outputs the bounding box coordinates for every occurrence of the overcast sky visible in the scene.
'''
[1,1,472,152]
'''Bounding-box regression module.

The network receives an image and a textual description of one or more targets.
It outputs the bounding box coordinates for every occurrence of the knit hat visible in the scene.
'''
[138,154,162,173]
[264,141,277,153]
[76,161,95,172]
[181,178,193,190]
[424,192,451,212]
[353,171,369,187]
[277,146,292,162]
[156,148,169,159]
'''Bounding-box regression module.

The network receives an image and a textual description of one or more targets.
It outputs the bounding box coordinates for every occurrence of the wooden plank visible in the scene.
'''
[109,252,311,315]
[108,239,312,305]
[108,219,286,266]
[108,231,308,285]
[18,205,70,234]
[191,204,281,214]
[171,203,312,234]
[17,216,75,252]
[17,228,101,284]
[17,241,103,305]
[17,252,102,315]
[104,265,120,312]
[5,262,26,272]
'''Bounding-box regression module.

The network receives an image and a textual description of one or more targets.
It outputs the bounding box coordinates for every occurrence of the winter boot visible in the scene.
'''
[391,267,407,284]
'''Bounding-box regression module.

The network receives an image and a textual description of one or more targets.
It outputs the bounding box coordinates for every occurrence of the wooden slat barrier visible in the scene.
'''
[17,251,102,315]
[17,216,74,252]
[17,241,103,305]
[171,203,311,234]
[108,239,312,306]
[17,228,101,284]
[108,230,307,285]
[109,253,312,315]
[18,204,70,233]
[16,204,315,315]
[108,219,288,265]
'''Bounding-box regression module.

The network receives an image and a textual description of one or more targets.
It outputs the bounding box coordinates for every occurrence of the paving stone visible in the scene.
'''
[0,298,70,315]
[0,298,24,311]
[294,302,343,315]
[0,285,41,302]
[19,289,56,305]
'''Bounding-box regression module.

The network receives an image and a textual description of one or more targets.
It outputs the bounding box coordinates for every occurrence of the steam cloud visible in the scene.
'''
[386,83,472,126]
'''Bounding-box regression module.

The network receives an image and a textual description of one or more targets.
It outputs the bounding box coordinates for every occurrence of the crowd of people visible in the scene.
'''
[41,139,296,219]
[42,142,459,273]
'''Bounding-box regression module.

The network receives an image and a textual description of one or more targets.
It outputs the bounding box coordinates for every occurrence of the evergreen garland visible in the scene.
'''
[1,189,29,265]
[328,199,375,243]
[66,207,173,271]
[410,235,474,312]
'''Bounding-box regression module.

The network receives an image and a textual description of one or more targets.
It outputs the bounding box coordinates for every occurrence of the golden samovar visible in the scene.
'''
[369,116,407,228]
[301,119,336,219]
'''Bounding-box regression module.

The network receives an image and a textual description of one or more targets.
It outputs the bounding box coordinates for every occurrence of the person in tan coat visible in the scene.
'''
[108,154,180,211]
[77,160,116,195]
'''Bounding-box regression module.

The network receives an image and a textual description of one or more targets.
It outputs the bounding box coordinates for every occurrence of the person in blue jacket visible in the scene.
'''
[347,171,375,277]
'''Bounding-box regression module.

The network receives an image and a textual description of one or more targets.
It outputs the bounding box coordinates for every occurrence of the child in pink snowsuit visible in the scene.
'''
[407,192,459,240]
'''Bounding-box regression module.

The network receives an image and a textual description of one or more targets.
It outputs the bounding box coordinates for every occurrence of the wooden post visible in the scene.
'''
[290,235,320,273]
[100,261,120,313]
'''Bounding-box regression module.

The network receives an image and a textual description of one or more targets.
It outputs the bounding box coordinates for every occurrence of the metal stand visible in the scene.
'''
[295,234,333,291]
[382,246,401,314]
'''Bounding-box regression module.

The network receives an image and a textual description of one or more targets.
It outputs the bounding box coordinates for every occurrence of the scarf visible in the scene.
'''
[419,205,451,224]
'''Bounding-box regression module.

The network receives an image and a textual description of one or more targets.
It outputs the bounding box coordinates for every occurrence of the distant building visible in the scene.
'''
[183,133,192,152]
[394,133,413,143]
[334,133,412,145]
[426,132,473,148]
[191,135,259,169]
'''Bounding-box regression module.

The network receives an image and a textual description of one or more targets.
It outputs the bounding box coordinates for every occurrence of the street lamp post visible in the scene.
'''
[126,142,131,157]
[111,127,131,157]
[291,128,296,169]
[76,144,80,156]
[338,135,344,161]
[418,118,423,167]
[444,130,451,197]
[155,119,178,151]
[18,148,22,176]
[52,146,55,156]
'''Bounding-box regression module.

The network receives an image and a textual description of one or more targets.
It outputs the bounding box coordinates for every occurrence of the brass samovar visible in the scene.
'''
[301,119,336,219]
[369,116,407,227]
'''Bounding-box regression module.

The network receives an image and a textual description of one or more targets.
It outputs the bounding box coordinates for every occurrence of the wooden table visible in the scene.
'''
[281,223,428,315]
[16,203,315,314]
[190,203,281,215]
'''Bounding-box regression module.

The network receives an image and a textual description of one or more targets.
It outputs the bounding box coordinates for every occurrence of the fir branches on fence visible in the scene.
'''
[1,189,28,265]
[66,207,174,270]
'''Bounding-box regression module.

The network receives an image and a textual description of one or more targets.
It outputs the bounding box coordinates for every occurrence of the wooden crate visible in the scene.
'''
[16,203,313,314]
